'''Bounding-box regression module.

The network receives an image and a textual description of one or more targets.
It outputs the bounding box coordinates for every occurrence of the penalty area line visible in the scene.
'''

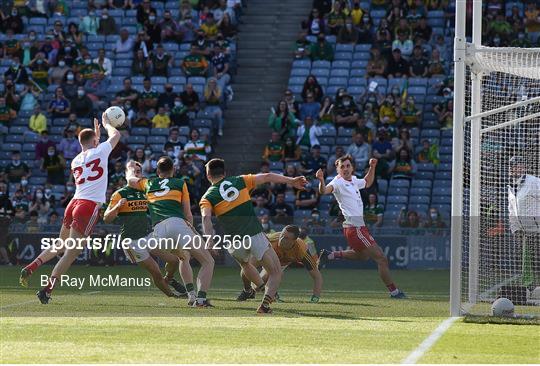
[401,316,459,364]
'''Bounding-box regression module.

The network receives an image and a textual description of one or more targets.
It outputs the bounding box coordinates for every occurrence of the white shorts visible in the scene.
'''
[229,232,270,263]
[150,217,199,250]
[124,235,151,264]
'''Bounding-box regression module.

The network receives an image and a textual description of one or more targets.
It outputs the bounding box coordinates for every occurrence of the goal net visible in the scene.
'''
[460,46,540,316]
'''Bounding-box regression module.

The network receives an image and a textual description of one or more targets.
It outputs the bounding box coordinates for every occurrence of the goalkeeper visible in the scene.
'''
[507,156,540,291]
[236,225,323,303]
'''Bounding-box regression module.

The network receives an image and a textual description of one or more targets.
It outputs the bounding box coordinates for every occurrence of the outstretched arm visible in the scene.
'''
[101,112,121,149]
[316,168,334,195]
[253,173,307,190]
[364,159,377,188]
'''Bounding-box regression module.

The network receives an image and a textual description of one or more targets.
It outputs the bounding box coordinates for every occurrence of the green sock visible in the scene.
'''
[186,283,195,292]
[197,291,207,299]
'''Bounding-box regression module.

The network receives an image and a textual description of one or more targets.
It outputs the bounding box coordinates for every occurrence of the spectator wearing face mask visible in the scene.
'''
[423,207,446,228]
[158,83,178,111]
[301,75,323,103]
[35,131,56,161]
[98,8,117,35]
[136,0,156,26]
[4,7,23,33]
[32,187,55,223]
[70,87,94,118]
[41,145,66,185]
[170,96,190,126]
[334,94,360,128]
[47,56,70,86]
[61,71,79,100]
[6,151,30,184]
[29,52,50,89]
[80,8,99,35]
[299,92,321,122]
[180,83,200,116]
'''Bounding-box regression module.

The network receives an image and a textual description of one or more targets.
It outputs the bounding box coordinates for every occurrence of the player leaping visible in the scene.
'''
[200,158,307,314]
[20,113,121,304]
[126,156,215,307]
[316,155,406,299]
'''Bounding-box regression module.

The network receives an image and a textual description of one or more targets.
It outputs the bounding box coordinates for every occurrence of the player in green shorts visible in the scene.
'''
[200,158,307,314]
[127,156,215,307]
[104,161,186,298]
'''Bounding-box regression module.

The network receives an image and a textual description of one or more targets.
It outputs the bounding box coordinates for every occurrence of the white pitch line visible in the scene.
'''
[401,316,459,364]
[0,291,102,310]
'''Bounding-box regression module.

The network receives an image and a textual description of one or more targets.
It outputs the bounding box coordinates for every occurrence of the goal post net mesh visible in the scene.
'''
[461,46,540,316]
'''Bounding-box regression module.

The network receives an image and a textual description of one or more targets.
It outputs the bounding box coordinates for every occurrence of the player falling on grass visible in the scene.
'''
[19,113,121,304]
[104,160,188,298]
[200,158,307,314]
[126,156,215,307]
[236,225,323,303]
[317,155,406,299]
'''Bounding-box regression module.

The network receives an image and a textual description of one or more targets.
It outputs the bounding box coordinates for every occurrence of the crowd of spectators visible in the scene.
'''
[0,0,243,237]
[258,0,538,233]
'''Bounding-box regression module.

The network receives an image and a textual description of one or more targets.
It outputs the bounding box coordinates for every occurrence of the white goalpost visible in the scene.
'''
[451,0,540,317]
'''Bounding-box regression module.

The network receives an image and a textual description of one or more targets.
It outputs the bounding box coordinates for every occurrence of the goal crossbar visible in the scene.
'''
[480,111,540,134]
[464,95,540,122]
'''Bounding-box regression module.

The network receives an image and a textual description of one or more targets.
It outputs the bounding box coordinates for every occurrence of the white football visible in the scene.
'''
[491,297,514,317]
[104,106,126,128]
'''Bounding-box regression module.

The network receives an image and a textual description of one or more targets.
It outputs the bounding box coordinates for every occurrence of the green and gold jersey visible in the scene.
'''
[107,186,151,240]
[134,176,189,226]
[200,175,262,237]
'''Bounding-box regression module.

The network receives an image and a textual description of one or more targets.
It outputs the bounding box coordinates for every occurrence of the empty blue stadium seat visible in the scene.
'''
[431,195,451,204]
[330,69,349,78]
[311,68,330,78]
[312,60,331,69]
[410,187,431,196]
[388,187,409,196]
[410,195,430,205]
[378,179,388,194]
[416,171,434,180]
[334,52,353,61]
[328,77,348,86]
[131,127,150,136]
[409,204,429,214]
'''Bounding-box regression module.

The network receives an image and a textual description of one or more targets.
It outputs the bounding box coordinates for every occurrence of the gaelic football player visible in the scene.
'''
[200,158,307,314]
[316,155,406,298]
[127,156,215,307]
[104,160,187,298]
[20,114,120,304]
[236,225,323,303]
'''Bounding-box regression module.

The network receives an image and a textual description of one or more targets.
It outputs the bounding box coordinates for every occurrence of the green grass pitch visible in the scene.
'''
[0,266,538,363]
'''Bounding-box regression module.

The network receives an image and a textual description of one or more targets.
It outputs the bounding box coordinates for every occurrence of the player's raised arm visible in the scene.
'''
[316,169,333,195]
[101,112,121,149]
[363,158,377,188]
[253,172,307,190]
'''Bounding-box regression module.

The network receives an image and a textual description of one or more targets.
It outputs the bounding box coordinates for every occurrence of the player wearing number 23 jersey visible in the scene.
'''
[64,139,113,236]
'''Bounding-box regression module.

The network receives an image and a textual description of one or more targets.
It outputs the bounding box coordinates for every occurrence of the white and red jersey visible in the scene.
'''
[71,141,112,204]
[328,175,367,227]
